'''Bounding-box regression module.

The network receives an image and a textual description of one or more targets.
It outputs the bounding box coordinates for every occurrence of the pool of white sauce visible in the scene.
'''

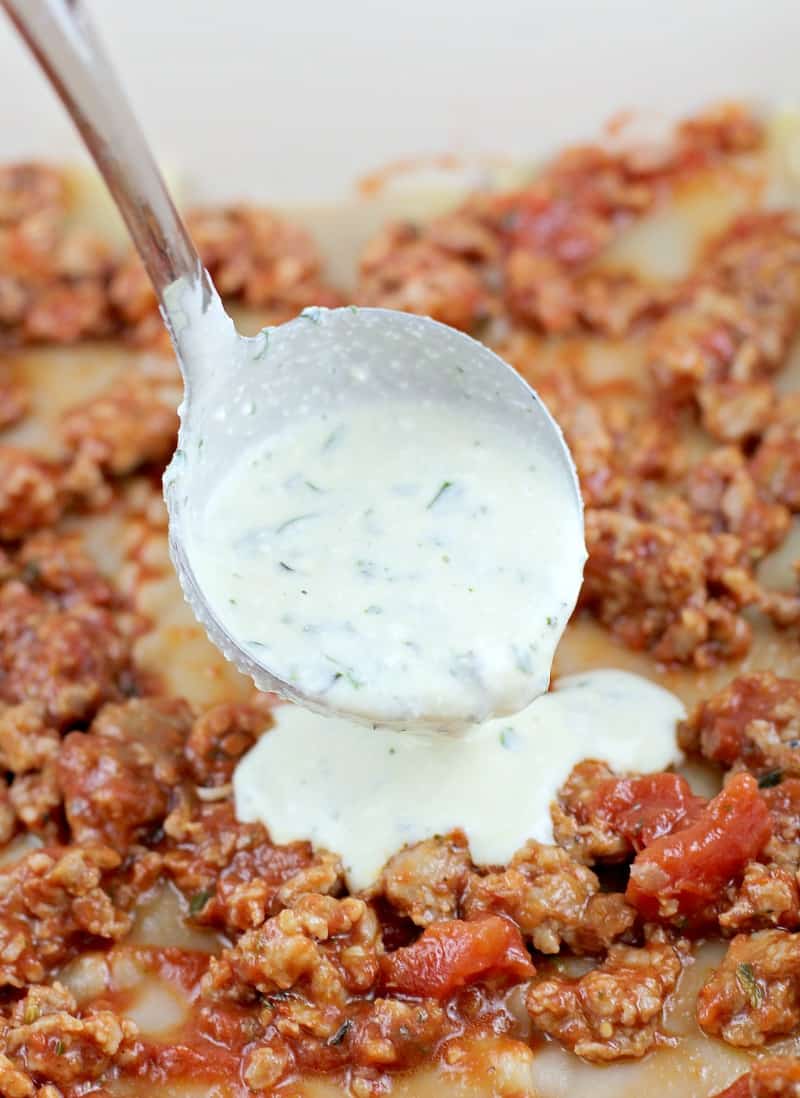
[235,669,685,890]
[189,401,585,730]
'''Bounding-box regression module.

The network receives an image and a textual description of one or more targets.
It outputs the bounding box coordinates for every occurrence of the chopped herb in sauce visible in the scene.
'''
[736,962,764,1008]
[322,425,344,451]
[758,769,783,788]
[276,513,318,534]
[326,1019,352,1046]
[253,330,270,360]
[192,400,583,724]
[500,724,517,751]
[325,655,364,691]
[426,480,453,509]
[189,889,213,915]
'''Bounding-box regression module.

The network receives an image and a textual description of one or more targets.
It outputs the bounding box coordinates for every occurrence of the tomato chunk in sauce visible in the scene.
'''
[712,1077,751,1098]
[626,773,772,921]
[591,772,706,851]
[380,915,535,997]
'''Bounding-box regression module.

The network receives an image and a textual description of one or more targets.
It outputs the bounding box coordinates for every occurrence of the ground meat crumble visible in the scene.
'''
[698,930,800,1047]
[1,103,800,1095]
[526,938,684,1061]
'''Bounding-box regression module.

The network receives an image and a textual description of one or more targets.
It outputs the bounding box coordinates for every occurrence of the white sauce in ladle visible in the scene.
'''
[189,400,585,730]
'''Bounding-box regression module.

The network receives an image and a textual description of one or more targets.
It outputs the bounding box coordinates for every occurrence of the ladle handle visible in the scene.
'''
[1,0,206,305]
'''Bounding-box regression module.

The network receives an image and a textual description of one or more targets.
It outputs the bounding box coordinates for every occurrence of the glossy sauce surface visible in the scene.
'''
[235,669,684,889]
[189,398,585,730]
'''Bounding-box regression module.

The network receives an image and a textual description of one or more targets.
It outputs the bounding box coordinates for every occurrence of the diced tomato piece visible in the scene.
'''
[380,915,535,998]
[626,772,772,921]
[710,1056,800,1098]
[711,1076,750,1098]
[591,772,707,851]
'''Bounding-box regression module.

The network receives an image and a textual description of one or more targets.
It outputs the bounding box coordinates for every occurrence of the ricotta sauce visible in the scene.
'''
[188,400,585,730]
[234,669,685,890]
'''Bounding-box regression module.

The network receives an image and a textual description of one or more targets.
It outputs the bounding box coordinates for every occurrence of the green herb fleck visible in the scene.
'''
[228,597,238,606]
[758,769,783,789]
[325,655,364,690]
[189,889,213,915]
[426,480,453,509]
[276,513,317,534]
[348,305,359,314]
[322,425,344,451]
[327,1019,352,1046]
[499,728,515,749]
[736,962,764,1008]
[21,561,41,586]
[388,747,397,755]
[305,480,322,493]
[23,1003,39,1024]
[546,615,555,627]
[54,1040,64,1056]
[364,605,383,615]
[253,329,270,360]
[301,307,321,324]
[279,561,296,573]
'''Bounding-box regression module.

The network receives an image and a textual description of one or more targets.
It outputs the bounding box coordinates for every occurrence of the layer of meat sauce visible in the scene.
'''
[3,103,800,1098]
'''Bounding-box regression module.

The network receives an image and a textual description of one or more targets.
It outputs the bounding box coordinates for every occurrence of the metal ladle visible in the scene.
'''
[3,0,584,730]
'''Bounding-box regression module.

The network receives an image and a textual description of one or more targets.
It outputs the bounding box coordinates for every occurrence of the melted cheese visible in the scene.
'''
[234,669,684,889]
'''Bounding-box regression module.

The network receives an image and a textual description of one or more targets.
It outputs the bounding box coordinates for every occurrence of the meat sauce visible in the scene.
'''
[3,102,800,1098]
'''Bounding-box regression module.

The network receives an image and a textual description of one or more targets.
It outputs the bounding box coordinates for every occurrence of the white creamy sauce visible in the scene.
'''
[165,282,678,887]
[235,669,685,890]
[188,401,585,730]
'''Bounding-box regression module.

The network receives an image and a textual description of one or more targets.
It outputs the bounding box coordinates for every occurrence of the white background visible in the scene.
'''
[0,0,798,201]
